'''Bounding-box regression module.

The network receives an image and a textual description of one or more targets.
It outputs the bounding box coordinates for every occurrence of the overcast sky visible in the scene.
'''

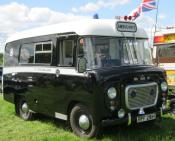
[0,0,173,52]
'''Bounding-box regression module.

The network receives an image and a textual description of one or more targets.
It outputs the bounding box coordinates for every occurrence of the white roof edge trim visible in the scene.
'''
[6,19,148,43]
[155,28,175,36]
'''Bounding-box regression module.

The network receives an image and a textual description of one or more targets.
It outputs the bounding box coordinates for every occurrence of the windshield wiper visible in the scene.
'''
[121,32,135,64]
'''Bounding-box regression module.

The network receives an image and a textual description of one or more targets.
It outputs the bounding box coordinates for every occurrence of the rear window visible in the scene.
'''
[4,41,20,66]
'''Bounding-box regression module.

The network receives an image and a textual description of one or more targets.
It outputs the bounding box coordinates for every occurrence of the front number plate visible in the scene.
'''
[137,113,156,123]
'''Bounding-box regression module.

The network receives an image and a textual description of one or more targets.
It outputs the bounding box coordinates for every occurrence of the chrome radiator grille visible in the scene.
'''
[125,83,158,110]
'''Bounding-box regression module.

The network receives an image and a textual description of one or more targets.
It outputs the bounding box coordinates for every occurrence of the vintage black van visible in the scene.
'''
[3,19,168,138]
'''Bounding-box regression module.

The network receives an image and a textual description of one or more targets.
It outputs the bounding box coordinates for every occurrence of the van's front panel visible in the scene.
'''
[93,66,166,125]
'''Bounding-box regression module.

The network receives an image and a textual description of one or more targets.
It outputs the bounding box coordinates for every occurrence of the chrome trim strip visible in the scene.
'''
[3,66,88,77]
[125,82,159,110]
[55,112,68,120]
[29,110,36,113]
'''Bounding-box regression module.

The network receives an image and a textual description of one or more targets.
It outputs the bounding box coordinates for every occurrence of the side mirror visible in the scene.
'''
[77,57,87,73]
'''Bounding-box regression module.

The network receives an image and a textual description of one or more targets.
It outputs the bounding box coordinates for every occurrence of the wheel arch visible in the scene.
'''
[67,100,81,117]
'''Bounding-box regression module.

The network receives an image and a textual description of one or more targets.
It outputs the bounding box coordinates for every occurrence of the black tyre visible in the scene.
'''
[171,104,175,114]
[15,97,20,116]
[170,99,175,114]
[18,97,33,120]
[69,104,101,138]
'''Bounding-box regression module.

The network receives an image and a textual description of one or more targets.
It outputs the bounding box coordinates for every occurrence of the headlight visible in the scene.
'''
[107,87,117,99]
[161,82,168,92]
[118,109,125,118]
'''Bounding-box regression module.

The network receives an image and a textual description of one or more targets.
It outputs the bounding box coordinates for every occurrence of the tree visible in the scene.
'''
[0,54,3,66]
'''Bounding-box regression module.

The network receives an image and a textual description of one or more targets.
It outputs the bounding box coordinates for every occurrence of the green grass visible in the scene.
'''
[0,95,175,141]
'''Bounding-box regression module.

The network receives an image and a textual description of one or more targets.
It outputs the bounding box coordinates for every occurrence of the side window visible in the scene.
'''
[35,42,52,64]
[59,40,74,66]
[20,43,34,64]
[4,41,20,66]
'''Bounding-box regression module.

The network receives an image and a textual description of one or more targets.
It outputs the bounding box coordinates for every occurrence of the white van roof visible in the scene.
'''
[155,27,175,36]
[6,19,148,43]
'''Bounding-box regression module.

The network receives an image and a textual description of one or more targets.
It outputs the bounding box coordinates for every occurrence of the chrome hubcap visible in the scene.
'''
[79,115,90,130]
[21,102,29,113]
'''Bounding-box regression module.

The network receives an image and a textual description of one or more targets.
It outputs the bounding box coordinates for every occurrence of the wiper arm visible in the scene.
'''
[121,32,134,64]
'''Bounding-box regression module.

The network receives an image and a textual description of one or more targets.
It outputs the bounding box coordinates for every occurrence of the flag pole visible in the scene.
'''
[154,0,160,35]
[154,0,160,66]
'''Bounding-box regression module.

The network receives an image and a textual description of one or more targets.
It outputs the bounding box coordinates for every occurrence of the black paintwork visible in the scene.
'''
[3,33,167,126]
[3,65,166,124]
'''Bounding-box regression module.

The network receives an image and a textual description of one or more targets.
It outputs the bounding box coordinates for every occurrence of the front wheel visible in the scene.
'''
[18,97,33,120]
[69,104,101,138]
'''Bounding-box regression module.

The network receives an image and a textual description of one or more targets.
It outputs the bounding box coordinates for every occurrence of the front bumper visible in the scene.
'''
[101,110,162,127]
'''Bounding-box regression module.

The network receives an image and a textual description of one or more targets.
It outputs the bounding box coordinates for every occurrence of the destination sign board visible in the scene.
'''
[116,22,137,32]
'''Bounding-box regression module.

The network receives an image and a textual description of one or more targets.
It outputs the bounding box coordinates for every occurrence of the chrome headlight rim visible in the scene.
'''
[161,81,168,92]
[107,87,117,99]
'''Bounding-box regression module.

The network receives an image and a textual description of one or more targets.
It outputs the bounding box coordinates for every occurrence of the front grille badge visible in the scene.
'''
[139,108,145,115]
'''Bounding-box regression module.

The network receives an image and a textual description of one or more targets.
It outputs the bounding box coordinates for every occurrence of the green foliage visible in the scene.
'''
[0,95,175,141]
[0,53,3,66]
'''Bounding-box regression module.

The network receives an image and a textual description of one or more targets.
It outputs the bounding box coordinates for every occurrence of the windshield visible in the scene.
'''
[81,37,152,69]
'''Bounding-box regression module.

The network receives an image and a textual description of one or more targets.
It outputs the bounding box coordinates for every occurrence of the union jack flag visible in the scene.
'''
[130,5,142,20]
[142,0,156,12]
